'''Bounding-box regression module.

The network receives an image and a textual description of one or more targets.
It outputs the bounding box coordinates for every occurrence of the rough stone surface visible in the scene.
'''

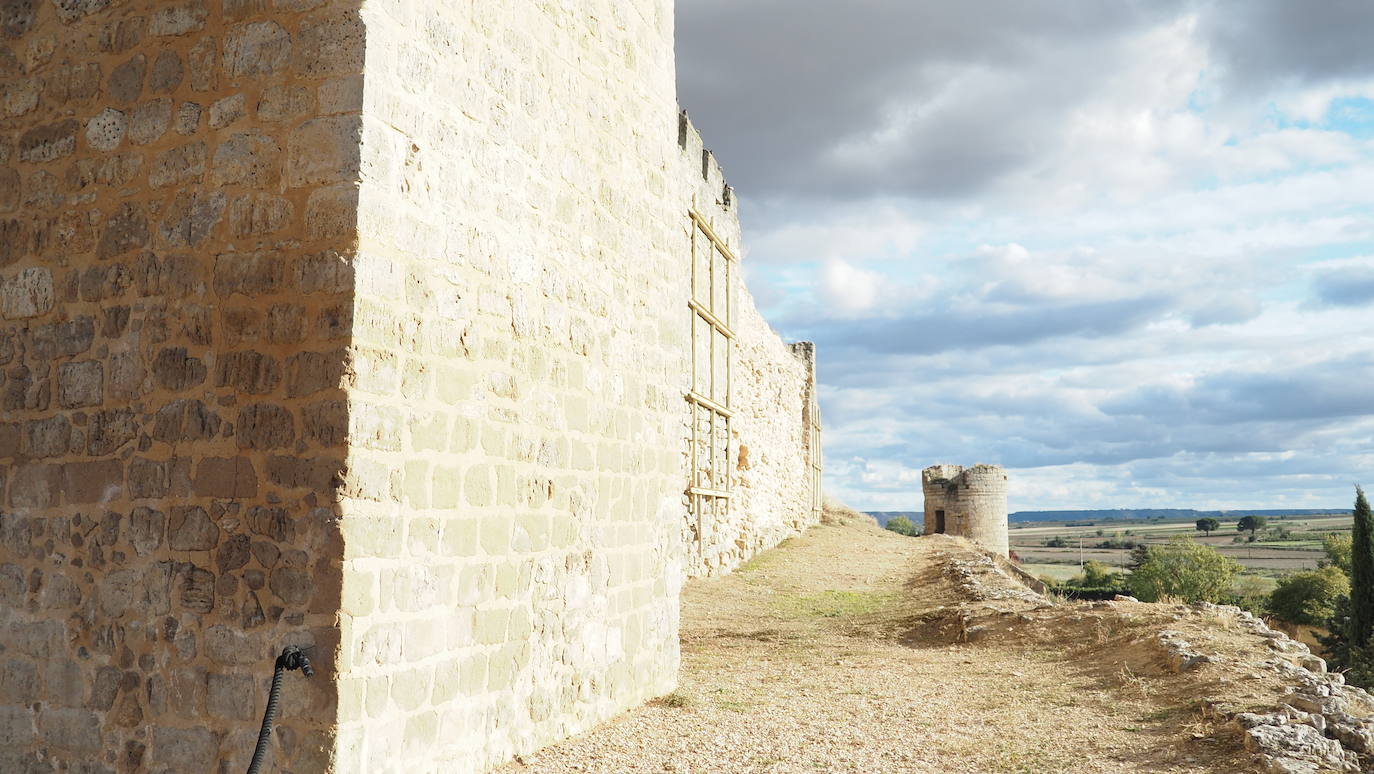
[922,463,1010,556]
[1,2,350,771]
[2,3,821,774]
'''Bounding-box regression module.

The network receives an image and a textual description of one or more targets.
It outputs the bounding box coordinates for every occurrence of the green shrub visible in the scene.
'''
[1323,532,1353,574]
[884,516,919,537]
[1126,538,1242,603]
[1269,565,1350,626]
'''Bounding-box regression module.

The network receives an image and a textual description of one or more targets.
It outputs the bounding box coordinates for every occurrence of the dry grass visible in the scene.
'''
[820,497,878,527]
[497,520,1309,773]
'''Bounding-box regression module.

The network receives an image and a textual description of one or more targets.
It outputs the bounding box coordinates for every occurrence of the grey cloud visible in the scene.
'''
[679,0,1374,202]
[1202,0,1374,91]
[793,294,1171,356]
[677,0,1183,199]
[1103,357,1374,425]
[1312,265,1374,308]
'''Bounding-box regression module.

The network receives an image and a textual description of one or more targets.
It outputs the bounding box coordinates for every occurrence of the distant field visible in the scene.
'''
[1009,514,1350,577]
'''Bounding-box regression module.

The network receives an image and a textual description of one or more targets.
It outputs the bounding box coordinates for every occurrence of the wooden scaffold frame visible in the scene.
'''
[687,206,735,551]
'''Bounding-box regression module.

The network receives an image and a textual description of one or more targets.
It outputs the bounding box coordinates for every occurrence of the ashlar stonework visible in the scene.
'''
[0,1,820,772]
[922,464,1010,557]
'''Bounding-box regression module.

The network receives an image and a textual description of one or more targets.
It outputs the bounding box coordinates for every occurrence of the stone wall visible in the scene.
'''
[677,115,821,577]
[0,0,360,771]
[1,1,821,772]
[922,464,1009,557]
[329,2,685,771]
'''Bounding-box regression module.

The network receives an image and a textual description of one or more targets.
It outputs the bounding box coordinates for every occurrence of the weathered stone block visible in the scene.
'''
[256,83,313,122]
[150,51,183,93]
[302,400,346,446]
[217,350,281,394]
[187,34,216,91]
[148,2,206,37]
[107,54,145,104]
[42,62,100,103]
[177,563,215,613]
[213,251,283,297]
[247,506,293,543]
[9,463,59,508]
[305,183,357,239]
[0,705,34,748]
[19,120,78,163]
[236,403,294,449]
[265,454,341,491]
[294,11,365,78]
[23,414,71,457]
[1,267,53,319]
[285,350,343,397]
[38,708,101,754]
[128,506,165,555]
[208,93,245,128]
[151,347,207,391]
[203,625,256,665]
[36,571,80,610]
[0,658,39,704]
[84,108,126,151]
[148,141,206,187]
[287,116,360,188]
[97,567,139,617]
[106,352,146,400]
[295,250,352,295]
[128,97,172,145]
[175,100,201,134]
[61,459,123,504]
[153,399,221,443]
[151,726,218,770]
[95,202,148,259]
[269,567,312,606]
[0,169,17,213]
[87,408,137,455]
[57,360,102,407]
[156,189,224,248]
[168,506,217,551]
[193,456,257,498]
[227,192,293,238]
[206,672,254,721]
[97,14,144,53]
[223,20,289,78]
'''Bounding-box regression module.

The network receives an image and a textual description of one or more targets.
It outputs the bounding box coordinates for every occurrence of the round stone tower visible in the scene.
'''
[921,463,1009,557]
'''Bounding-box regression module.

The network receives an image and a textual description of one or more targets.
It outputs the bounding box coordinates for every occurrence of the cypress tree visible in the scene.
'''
[1349,486,1374,648]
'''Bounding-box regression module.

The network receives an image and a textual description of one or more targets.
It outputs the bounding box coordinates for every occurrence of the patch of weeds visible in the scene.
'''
[1139,706,1180,722]
[653,690,693,708]
[737,539,795,574]
[775,590,894,619]
[1116,664,1154,700]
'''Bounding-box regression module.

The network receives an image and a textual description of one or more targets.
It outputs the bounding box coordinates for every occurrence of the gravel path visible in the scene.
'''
[498,521,1257,773]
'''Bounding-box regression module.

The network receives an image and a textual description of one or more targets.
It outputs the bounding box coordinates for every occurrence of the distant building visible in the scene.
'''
[922,464,1009,556]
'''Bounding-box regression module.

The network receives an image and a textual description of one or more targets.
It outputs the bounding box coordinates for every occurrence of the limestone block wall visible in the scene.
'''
[0,1,362,771]
[331,2,684,772]
[2,1,821,772]
[675,115,822,578]
[922,464,1009,556]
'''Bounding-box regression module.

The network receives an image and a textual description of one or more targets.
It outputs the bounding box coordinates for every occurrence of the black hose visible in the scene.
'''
[246,645,314,774]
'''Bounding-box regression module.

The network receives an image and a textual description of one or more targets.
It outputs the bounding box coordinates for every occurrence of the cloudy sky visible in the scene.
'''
[675,0,1374,512]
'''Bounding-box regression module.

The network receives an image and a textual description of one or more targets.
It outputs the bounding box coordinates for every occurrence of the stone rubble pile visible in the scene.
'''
[941,552,1046,605]
[1164,602,1374,773]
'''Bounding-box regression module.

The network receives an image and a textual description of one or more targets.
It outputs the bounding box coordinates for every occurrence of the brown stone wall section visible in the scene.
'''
[0,1,360,771]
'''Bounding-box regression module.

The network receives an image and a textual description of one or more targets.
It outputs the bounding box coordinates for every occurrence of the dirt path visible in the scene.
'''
[500,520,1261,773]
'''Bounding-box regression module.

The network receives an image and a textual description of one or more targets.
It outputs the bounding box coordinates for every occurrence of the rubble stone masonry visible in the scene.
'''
[0,1,820,772]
